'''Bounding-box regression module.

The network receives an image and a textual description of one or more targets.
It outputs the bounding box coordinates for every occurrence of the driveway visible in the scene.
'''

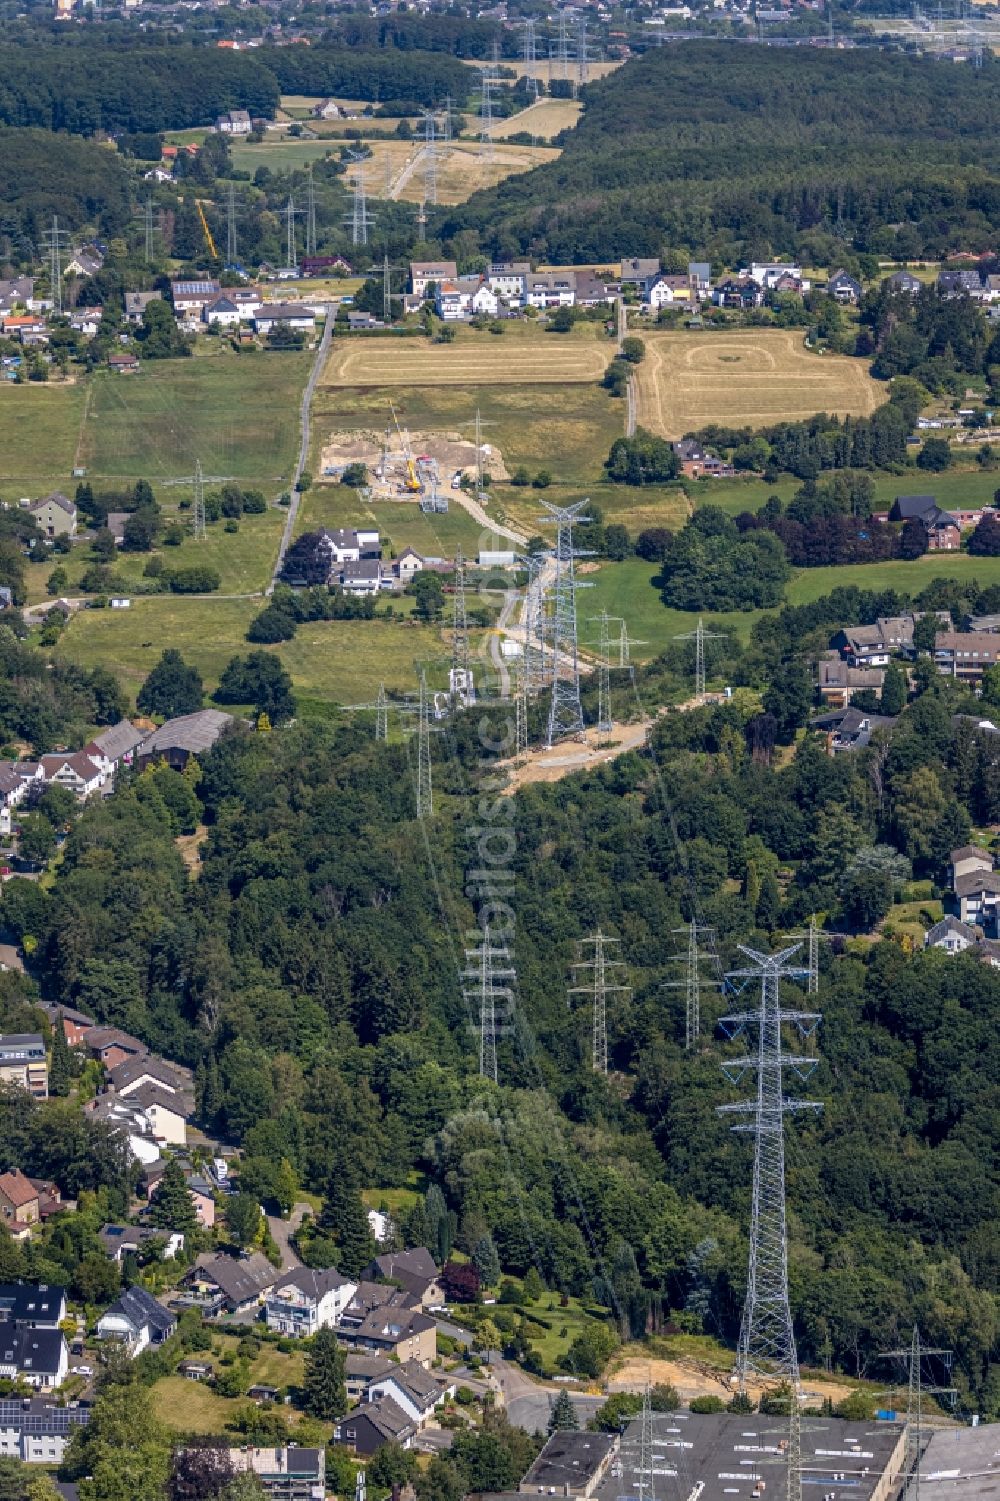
[267,1201,311,1273]
[491,1355,604,1434]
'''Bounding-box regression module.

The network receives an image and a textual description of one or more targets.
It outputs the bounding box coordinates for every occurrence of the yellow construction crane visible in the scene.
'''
[389,400,422,492]
[194,198,219,261]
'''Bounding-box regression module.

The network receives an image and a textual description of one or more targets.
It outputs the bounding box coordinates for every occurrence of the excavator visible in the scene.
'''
[389,400,422,493]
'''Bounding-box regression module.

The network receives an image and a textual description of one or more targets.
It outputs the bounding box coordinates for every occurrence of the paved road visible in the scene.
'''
[489,588,519,697]
[490,1355,604,1433]
[625,369,637,437]
[266,1200,311,1272]
[270,308,334,593]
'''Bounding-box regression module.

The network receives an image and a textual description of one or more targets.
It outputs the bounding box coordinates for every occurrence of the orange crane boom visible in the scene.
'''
[194,198,219,260]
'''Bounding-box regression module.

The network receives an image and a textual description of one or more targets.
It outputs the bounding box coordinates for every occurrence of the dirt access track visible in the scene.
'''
[323,336,609,388]
[608,1354,863,1408]
[633,328,885,439]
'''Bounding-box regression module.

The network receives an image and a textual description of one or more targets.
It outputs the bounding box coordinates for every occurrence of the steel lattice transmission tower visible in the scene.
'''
[441,95,453,142]
[674,617,725,698]
[880,1329,956,1501]
[344,159,375,247]
[524,20,540,102]
[450,548,474,707]
[42,217,70,316]
[637,1384,655,1501]
[226,184,238,266]
[718,943,821,1391]
[144,198,155,264]
[284,196,298,271]
[464,925,515,1083]
[375,682,388,743]
[478,70,495,165]
[415,670,433,818]
[570,930,630,1074]
[576,14,590,91]
[515,656,529,762]
[423,112,439,206]
[304,165,317,258]
[617,619,646,669]
[666,921,716,1050]
[540,499,592,746]
[192,460,207,541]
[591,610,614,733]
[554,13,571,82]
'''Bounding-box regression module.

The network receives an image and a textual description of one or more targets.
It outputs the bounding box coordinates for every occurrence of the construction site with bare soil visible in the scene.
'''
[320,413,510,510]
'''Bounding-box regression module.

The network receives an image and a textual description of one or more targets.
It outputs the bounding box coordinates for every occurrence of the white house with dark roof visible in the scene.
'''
[367,1358,451,1426]
[83,720,146,780]
[97,1286,175,1355]
[0,1329,67,1390]
[925,916,978,954]
[27,493,76,538]
[265,1267,357,1337]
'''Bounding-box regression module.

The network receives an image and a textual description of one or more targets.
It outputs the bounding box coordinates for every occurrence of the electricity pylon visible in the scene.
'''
[375,682,388,743]
[515,655,529,761]
[284,196,298,271]
[478,70,495,165]
[880,1329,956,1501]
[450,549,474,707]
[343,157,375,247]
[665,921,716,1050]
[422,112,439,206]
[540,500,593,746]
[616,619,646,669]
[674,617,725,698]
[192,460,206,540]
[637,1383,655,1501]
[144,198,155,264]
[41,217,70,316]
[464,924,515,1083]
[416,670,433,818]
[570,931,630,1074]
[524,19,540,101]
[591,610,614,733]
[718,944,821,1390]
[304,164,317,258]
[226,183,238,265]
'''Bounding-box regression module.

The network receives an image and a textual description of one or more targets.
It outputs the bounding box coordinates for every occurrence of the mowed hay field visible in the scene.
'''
[633,329,886,439]
[490,98,582,140]
[322,327,610,387]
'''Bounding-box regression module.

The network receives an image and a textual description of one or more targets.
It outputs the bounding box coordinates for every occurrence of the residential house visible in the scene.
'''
[938,268,984,298]
[410,261,458,297]
[37,753,103,800]
[69,308,102,337]
[143,167,174,183]
[0,1330,67,1390]
[0,761,36,836]
[186,1175,217,1229]
[0,1286,66,1328]
[83,720,145,781]
[925,915,978,954]
[81,1026,146,1069]
[487,261,530,300]
[345,1353,395,1405]
[620,257,660,287]
[367,1359,450,1426]
[827,269,862,303]
[688,261,712,296]
[347,311,381,331]
[27,1181,61,1224]
[951,845,994,886]
[98,1224,184,1263]
[713,277,763,309]
[125,291,162,325]
[1,316,46,344]
[177,1358,213,1380]
[365,1247,442,1308]
[312,98,343,118]
[170,280,221,318]
[647,273,694,310]
[301,255,353,277]
[883,269,922,294]
[0,279,36,313]
[394,547,425,583]
[341,560,384,596]
[0,1036,47,1098]
[216,110,253,134]
[748,262,808,290]
[96,1286,176,1355]
[954,868,1000,928]
[830,613,941,667]
[809,705,897,753]
[107,1053,188,1100]
[525,272,576,309]
[672,438,734,479]
[203,295,244,329]
[264,1268,358,1337]
[313,527,381,569]
[818,657,885,708]
[333,1397,415,1456]
[135,709,236,771]
[0,1172,40,1241]
[575,273,613,307]
[186,1252,279,1316]
[934,631,1000,684]
[471,283,500,317]
[27,493,76,538]
[339,1299,437,1367]
[435,282,473,321]
[0,1398,88,1465]
[64,246,104,280]
[121,1083,190,1146]
[224,1447,325,1500]
[889,494,963,548]
[252,304,316,335]
[37,1004,94,1049]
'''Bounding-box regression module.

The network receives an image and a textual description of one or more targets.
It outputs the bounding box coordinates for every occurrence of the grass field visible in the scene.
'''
[632,329,885,439]
[584,550,1000,664]
[310,375,622,487]
[57,595,457,707]
[0,380,88,496]
[297,485,489,560]
[152,1335,307,1435]
[229,138,343,173]
[460,57,624,81]
[490,97,582,140]
[500,481,690,540]
[688,466,1000,518]
[322,325,610,388]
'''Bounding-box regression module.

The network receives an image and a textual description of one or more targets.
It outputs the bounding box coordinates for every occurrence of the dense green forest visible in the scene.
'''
[256,44,473,108]
[3,607,997,1411]
[0,127,132,239]
[439,43,1000,264]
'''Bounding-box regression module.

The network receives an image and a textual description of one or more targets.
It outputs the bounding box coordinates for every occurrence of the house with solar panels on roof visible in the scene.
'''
[0,1398,88,1463]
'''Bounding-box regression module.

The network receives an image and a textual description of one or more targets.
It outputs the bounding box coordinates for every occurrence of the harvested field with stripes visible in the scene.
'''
[322,331,611,387]
[632,329,886,439]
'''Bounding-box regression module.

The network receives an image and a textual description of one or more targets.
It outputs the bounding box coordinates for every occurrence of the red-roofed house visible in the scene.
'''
[0,1170,40,1240]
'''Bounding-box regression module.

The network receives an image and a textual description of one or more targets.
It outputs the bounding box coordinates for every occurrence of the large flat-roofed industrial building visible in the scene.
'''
[921,1424,1000,1501]
[519,1432,619,1497]
[588,1412,906,1501]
